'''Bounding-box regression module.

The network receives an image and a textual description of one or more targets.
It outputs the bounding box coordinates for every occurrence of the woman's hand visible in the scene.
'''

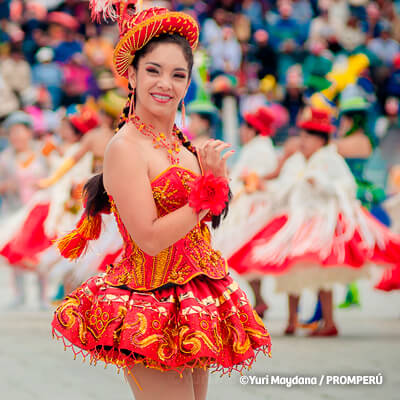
[197,139,235,179]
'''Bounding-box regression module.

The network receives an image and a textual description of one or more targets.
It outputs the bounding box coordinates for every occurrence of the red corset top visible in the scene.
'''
[105,165,228,291]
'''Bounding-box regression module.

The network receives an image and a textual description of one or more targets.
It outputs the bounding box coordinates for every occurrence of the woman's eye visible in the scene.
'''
[174,74,186,79]
[146,68,159,74]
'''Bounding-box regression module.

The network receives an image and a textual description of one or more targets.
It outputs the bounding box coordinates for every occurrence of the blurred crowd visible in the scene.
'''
[0,0,400,211]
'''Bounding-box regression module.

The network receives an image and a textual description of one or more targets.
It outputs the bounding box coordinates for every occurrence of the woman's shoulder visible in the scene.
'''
[105,125,145,162]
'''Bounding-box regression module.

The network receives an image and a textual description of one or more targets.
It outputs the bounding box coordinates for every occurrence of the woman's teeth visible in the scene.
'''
[152,94,171,102]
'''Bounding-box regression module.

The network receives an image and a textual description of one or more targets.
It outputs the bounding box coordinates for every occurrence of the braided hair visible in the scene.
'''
[83,33,229,227]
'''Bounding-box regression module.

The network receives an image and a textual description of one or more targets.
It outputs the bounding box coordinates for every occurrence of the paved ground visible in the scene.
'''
[1,266,399,400]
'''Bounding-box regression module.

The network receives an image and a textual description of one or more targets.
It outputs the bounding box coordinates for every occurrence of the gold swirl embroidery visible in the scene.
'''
[158,326,179,361]
[179,325,220,355]
[55,296,88,345]
[224,324,251,354]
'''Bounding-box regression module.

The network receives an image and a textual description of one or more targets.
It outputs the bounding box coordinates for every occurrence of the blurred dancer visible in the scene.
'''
[213,106,278,318]
[0,112,48,309]
[0,107,96,308]
[229,108,400,336]
[39,102,120,300]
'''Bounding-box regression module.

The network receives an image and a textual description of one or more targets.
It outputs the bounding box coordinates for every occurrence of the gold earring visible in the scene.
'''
[128,88,135,120]
[181,100,186,128]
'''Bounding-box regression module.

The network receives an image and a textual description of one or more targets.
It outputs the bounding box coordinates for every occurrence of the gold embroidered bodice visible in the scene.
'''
[105,165,228,291]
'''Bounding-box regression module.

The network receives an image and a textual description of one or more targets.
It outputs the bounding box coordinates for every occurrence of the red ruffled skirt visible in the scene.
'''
[229,212,400,276]
[0,203,53,269]
[375,264,400,291]
[51,272,271,375]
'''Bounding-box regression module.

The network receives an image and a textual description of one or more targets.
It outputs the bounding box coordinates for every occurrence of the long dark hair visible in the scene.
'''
[305,129,330,145]
[83,33,230,228]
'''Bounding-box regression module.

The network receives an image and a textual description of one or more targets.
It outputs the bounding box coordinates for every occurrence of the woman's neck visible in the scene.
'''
[14,148,31,155]
[134,105,176,139]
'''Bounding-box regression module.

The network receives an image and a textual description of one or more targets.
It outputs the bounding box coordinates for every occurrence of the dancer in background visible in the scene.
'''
[213,105,278,318]
[0,112,48,309]
[0,106,96,308]
[39,101,121,302]
[229,108,400,336]
[51,4,271,399]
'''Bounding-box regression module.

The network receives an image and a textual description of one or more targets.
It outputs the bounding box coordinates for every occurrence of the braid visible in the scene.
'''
[117,83,134,132]
[175,129,197,155]
[175,127,231,229]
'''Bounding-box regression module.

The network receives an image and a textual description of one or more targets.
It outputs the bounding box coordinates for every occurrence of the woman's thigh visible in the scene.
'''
[125,363,195,400]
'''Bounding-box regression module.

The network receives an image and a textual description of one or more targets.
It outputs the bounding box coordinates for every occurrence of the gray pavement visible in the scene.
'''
[1,266,399,400]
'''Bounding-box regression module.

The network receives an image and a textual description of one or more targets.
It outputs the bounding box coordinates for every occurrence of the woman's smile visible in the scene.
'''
[150,92,173,103]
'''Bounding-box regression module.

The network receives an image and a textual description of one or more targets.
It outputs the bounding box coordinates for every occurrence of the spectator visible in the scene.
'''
[252,29,278,80]
[368,23,400,66]
[32,47,63,109]
[0,43,31,105]
[337,15,366,52]
[207,26,242,78]
[268,2,304,83]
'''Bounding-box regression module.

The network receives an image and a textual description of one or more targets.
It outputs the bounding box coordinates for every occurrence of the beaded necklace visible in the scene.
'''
[129,113,182,164]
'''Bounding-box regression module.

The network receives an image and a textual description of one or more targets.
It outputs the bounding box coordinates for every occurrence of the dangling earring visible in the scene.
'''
[128,87,135,120]
[181,100,186,128]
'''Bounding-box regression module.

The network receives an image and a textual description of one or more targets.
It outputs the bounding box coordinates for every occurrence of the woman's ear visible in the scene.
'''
[127,65,136,89]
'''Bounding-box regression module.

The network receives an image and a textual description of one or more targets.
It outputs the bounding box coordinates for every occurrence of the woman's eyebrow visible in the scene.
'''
[145,62,187,72]
[145,62,161,67]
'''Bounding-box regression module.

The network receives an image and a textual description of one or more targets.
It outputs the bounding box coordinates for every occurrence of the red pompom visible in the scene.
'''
[188,172,229,216]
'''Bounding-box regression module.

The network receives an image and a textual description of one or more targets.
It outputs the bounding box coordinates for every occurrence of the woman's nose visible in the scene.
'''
[156,74,172,91]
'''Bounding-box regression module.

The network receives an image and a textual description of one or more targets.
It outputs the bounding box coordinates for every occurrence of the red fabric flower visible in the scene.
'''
[188,172,229,215]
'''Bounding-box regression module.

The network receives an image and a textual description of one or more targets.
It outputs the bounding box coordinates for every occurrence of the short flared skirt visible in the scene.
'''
[229,213,400,278]
[51,272,271,376]
[0,203,53,269]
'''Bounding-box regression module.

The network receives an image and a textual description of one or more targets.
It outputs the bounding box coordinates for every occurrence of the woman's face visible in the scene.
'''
[299,130,326,159]
[9,125,32,152]
[338,114,352,137]
[129,43,190,120]
[60,119,80,143]
[240,123,256,145]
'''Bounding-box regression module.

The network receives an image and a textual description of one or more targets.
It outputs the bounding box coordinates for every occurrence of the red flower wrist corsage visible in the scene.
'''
[188,172,229,215]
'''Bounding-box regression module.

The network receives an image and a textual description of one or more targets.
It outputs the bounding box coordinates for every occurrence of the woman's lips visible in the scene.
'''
[151,93,173,104]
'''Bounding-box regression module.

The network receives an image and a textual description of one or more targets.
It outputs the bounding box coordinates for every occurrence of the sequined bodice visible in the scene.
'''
[105,165,228,291]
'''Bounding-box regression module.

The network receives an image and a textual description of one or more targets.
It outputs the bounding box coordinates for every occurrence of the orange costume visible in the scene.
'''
[51,1,271,378]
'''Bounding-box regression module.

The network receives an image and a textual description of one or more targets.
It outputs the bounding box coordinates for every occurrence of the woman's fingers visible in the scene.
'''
[221,149,235,162]
[214,142,231,155]
[202,141,231,158]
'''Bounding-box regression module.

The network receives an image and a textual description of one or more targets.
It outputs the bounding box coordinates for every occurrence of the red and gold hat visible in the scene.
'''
[90,1,199,78]
[298,108,335,134]
[243,106,276,136]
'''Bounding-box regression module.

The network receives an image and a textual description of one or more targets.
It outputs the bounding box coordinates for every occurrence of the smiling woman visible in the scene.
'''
[51,2,271,400]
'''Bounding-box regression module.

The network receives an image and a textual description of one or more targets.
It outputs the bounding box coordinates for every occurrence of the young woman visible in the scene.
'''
[0,115,48,309]
[228,108,400,336]
[0,107,95,308]
[51,4,271,400]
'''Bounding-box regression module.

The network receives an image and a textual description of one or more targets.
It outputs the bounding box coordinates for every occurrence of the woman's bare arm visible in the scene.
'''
[103,138,209,256]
